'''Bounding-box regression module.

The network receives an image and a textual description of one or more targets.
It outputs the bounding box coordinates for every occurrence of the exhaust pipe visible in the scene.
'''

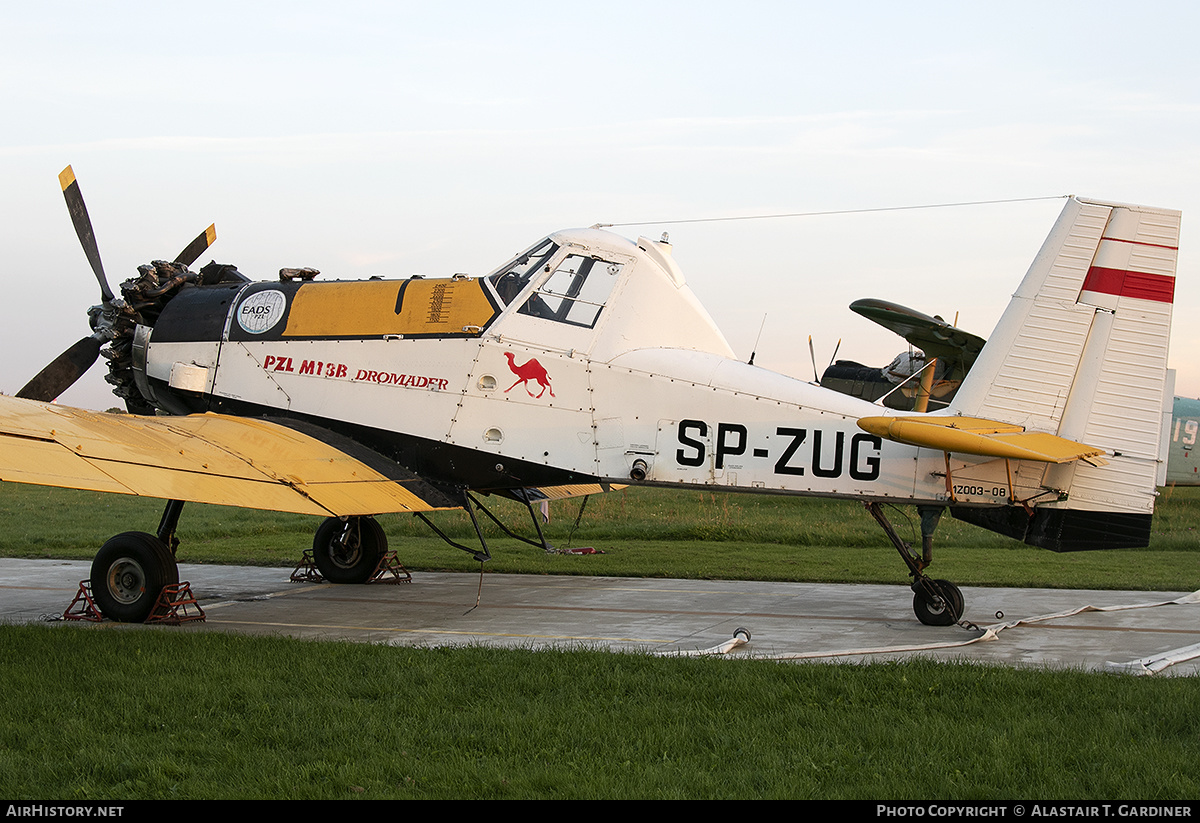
[630,459,649,482]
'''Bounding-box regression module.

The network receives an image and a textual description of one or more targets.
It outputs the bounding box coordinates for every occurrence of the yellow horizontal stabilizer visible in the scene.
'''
[857,415,1107,464]
[0,396,460,517]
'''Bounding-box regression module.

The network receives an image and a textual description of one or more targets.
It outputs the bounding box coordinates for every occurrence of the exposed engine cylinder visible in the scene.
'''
[103,260,246,413]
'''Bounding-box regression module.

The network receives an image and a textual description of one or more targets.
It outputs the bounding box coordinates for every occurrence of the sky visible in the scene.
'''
[3,0,1200,410]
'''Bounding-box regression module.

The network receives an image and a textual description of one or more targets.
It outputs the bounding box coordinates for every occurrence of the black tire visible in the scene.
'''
[90,531,179,623]
[913,579,964,626]
[312,516,387,584]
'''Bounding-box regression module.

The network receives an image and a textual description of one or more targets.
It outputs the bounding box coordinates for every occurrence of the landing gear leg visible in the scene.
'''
[157,499,185,555]
[864,502,964,626]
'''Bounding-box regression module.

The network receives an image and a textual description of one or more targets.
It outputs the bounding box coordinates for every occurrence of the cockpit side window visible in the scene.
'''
[519,254,623,328]
[488,238,559,306]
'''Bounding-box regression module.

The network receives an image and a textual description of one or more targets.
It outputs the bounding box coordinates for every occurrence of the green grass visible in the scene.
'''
[1,483,1197,591]
[0,626,1196,800]
[2,483,1197,800]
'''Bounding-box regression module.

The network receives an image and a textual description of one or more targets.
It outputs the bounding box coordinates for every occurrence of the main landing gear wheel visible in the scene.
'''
[312,516,387,584]
[90,531,179,623]
[912,578,964,626]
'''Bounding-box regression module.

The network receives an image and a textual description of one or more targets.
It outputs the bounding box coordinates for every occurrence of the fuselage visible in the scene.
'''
[132,229,1012,507]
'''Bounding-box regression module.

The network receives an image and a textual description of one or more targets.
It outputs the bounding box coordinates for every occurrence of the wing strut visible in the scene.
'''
[411,489,557,561]
[411,490,493,563]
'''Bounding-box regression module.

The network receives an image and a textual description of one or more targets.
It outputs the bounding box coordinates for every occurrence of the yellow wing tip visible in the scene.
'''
[58,165,76,191]
[205,224,216,244]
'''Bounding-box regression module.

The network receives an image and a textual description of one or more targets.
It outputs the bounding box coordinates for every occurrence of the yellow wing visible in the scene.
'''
[0,395,461,516]
[518,483,625,501]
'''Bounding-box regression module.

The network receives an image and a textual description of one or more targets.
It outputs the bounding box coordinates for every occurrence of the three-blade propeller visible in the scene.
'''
[15,166,215,403]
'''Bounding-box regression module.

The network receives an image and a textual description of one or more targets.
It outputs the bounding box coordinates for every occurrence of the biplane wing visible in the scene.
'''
[849,298,986,368]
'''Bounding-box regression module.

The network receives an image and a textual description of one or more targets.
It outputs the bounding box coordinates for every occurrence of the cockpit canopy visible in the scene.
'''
[488,237,624,329]
[485,229,733,362]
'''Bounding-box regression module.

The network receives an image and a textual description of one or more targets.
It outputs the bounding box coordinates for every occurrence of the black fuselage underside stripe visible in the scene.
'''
[152,378,598,494]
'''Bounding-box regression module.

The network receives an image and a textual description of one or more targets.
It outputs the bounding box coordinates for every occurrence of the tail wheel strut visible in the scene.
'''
[864,502,965,626]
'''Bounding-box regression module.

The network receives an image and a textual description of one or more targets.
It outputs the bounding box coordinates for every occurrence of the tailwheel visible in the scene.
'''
[865,502,967,626]
[912,578,964,626]
[312,516,387,583]
[90,531,179,623]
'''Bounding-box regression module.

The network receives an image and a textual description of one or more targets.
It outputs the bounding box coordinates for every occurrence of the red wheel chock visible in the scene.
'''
[290,550,323,582]
[370,551,412,584]
[63,580,205,623]
[146,582,206,624]
[63,580,103,622]
[289,550,412,584]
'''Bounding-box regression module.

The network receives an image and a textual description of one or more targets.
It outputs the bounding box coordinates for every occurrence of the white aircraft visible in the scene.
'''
[2,169,1181,627]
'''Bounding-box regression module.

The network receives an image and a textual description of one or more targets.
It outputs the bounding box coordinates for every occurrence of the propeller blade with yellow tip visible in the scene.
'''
[174,223,217,268]
[58,164,113,303]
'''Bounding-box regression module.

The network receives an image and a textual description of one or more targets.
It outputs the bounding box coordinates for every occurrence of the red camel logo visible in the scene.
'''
[503,352,555,398]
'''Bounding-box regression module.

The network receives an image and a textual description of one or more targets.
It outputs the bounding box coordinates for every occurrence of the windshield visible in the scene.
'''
[487,238,559,305]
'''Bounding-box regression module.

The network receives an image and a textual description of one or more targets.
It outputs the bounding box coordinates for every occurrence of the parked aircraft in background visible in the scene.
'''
[1167,397,1200,485]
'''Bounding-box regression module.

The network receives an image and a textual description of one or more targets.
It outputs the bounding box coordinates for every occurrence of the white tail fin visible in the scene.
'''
[950,196,1180,549]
